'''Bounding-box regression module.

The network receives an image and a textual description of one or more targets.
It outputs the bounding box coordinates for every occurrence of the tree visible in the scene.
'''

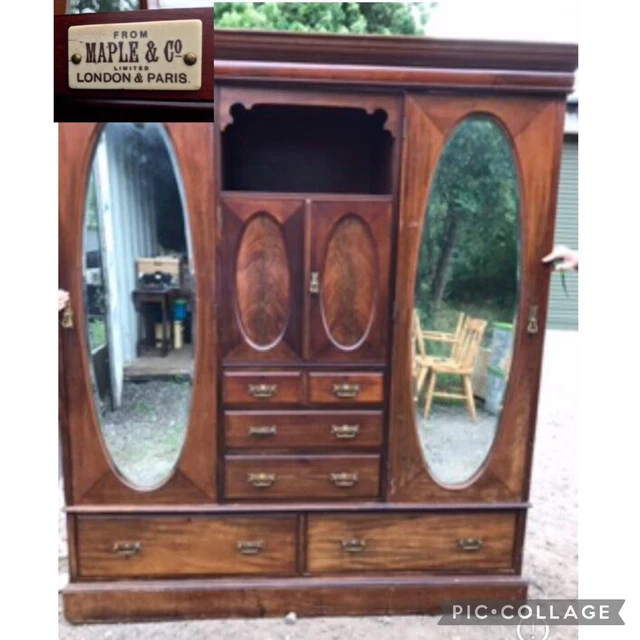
[416,118,520,320]
[69,0,138,12]
[214,3,434,35]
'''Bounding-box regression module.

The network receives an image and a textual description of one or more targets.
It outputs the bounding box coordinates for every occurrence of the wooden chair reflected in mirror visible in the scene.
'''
[419,317,488,422]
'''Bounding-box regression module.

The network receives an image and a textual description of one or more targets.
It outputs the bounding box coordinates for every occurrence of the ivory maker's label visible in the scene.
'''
[68,19,202,90]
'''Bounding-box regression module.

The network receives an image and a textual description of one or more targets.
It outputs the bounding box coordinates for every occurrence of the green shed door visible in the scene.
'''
[547,138,578,330]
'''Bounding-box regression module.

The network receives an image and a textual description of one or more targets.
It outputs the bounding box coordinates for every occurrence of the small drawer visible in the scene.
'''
[307,512,517,574]
[308,372,384,404]
[225,410,384,450]
[76,515,297,579]
[225,454,380,500]
[223,371,303,405]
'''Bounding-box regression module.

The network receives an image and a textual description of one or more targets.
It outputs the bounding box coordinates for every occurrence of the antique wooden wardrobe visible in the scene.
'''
[59,30,578,622]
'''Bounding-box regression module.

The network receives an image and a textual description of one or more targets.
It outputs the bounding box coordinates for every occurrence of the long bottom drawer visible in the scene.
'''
[76,515,297,578]
[307,512,518,573]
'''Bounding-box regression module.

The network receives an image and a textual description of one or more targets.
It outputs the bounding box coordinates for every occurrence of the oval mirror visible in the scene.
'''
[412,115,520,486]
[82,123,195,489]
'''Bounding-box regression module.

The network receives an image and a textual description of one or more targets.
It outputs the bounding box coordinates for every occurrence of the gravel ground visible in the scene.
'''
[418,404,498,485]
[99,379,191,487]
[59,329,578,639]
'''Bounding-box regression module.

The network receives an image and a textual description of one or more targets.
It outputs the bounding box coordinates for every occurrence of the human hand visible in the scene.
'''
[59,290,70,312]
[542,245,578,272]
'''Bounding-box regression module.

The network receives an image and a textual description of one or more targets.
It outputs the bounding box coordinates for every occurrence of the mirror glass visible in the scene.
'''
[82,123,195,489]
[412,115,520,486]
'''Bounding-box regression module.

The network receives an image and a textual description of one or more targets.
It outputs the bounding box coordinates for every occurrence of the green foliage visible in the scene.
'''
[416,118,520,328]
[214,3,433,35]
[69,0,138,12]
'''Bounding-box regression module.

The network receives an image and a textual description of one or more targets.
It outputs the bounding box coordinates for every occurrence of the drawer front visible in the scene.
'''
[225,411,384,449]
[307,513,517,574]
[225,455,380,500]
[309,372,384,404]
[77,516,297,578]
[223,371,303,405]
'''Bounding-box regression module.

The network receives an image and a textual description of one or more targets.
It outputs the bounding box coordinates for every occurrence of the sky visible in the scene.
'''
[426,0,578,44]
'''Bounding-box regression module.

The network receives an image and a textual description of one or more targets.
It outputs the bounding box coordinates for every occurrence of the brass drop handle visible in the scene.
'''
[248,425,277,437]
[333,383,360,399]
[61,306,74,329]
[331,424,360,440]
[248,384,278,399]
[527,305,539,335]
[112,541,141,558]
[341,539,367,553]
[247,472,277,488]
[309,271,320,294]
[237,540,265,555]
[330,472,358,488]
[457,538,483,551]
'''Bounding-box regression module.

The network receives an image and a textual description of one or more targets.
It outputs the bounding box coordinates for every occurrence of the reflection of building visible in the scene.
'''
[547,93,578,330]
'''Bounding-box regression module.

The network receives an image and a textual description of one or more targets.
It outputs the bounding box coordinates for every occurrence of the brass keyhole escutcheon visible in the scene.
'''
[61,307,74,329]
[309,271,320,294]
[527,305,539,335]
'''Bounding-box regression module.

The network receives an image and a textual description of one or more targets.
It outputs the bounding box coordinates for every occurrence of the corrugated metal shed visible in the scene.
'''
[547,135,578,330]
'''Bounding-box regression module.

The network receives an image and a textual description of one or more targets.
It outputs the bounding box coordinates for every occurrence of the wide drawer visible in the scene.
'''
[307,512,518,574]
[308,372,384,404]
[76,515,297,579]
[223,371,303,405]
[225,454,380,500]
[225,410,384,449]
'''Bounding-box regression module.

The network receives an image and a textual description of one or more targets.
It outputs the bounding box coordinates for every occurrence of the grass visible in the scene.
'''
[88,318,106,352]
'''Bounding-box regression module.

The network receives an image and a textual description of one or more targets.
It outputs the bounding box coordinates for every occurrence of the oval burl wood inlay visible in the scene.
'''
[321,215,377,348]
[236,213,291,348]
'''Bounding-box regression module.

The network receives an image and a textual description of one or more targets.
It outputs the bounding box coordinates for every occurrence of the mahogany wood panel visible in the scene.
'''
[310,200,392,362]
[308,372,384,404]
[386,96,566,503]
[220,198,305,363]
[59,123,216,504]
[224,455,380,500]
[213,61,575,95]
[219,86,400,137]
[307,512,517,574]
[63,575,528,622]
[214,29,579,73]
[223,371,303,406]
[77,515,297,578]
[225,410,384,450]
[54,9,213,101]
[54,0,68,15]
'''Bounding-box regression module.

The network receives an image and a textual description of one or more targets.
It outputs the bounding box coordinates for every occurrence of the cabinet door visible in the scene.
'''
[59,123,216,505]
[309,200,392,362]
[220,197,305,363]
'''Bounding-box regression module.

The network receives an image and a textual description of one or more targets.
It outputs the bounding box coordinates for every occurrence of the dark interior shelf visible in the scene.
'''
[222,104,394,195]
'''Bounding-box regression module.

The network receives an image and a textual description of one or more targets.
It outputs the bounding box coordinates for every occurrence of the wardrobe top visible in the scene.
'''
[214,29,578,74]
